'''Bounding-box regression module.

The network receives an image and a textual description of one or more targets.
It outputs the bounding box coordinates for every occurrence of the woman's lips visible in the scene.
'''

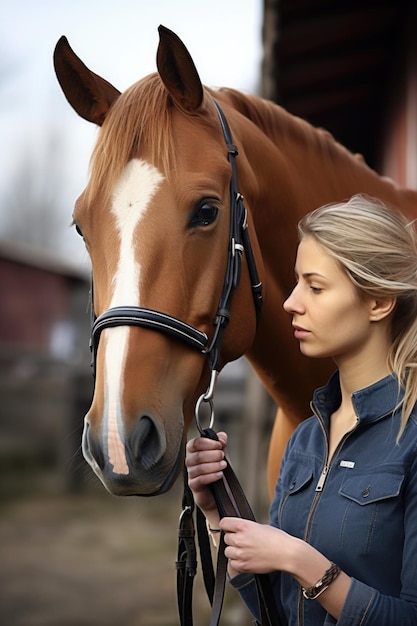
[293,325,310,339]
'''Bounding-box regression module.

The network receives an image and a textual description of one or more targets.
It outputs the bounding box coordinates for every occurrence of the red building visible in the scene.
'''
[0,240,90,356]
[0,241,92,490]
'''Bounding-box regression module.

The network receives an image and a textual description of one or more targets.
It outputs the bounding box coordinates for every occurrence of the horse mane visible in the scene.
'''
[217,87,365,169]
[86,74,176,205]
[86,77,370,208]
[86,75,223,206]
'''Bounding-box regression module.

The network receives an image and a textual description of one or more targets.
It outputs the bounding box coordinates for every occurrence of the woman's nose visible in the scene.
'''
[283,293,294,313]
[283,285,302,314]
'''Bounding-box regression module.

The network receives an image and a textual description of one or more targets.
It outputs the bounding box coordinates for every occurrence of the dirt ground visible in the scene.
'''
[0,472,253,626]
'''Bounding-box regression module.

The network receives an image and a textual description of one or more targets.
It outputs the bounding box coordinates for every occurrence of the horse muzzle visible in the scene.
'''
[82,414,185,496]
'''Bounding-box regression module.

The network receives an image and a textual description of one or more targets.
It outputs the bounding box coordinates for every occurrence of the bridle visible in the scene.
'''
[89,99,263,425]
[88,101,276,626]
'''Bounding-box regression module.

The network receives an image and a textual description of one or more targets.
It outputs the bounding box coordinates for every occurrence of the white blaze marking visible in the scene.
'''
[103,159,164,474]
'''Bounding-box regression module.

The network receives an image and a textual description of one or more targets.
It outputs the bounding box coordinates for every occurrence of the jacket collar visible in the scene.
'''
[312,371,402,426]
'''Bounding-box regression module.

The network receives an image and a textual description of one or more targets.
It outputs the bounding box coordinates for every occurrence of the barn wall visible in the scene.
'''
[0,260,72,349]
[381,9,417,188]
[0,250,93,491]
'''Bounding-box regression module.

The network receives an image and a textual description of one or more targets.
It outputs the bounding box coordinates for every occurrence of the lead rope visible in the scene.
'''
[177,428,282,626]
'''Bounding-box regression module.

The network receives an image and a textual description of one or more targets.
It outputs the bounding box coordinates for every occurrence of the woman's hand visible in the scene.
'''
[185,432,228,516]
[221,516,351,620]
[220,517,296,575]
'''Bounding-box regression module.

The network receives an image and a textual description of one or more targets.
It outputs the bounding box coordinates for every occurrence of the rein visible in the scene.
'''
[177,429,281,626]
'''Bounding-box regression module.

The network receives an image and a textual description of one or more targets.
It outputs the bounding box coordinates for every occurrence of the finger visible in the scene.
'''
[188,470,224,489]
[185,447,225,468]
[187,457,227,479]
[215,431,228,448]
[186,436,223,453]
[224,546,246,573]
[219,516,244,533]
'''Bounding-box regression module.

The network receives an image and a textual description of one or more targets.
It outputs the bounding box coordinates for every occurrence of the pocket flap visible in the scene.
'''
[281,463,313,495]
[339,472,404,505]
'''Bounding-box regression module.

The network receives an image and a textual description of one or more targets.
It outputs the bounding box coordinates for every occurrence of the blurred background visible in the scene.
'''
[1,1,416,625]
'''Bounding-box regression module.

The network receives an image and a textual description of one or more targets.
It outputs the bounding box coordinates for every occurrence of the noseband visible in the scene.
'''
[90,100,263,425]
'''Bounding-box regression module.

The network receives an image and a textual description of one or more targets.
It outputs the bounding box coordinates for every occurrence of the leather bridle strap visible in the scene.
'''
[176,471,198,626]
[205,99,262,373]
[213,99,263,328]
[91,306,208,373]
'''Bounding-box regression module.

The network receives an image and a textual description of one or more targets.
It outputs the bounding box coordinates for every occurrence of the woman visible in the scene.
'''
[186,195,417,624]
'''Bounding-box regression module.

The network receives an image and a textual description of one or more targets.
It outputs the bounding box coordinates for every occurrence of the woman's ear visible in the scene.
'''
[369,297,397,321]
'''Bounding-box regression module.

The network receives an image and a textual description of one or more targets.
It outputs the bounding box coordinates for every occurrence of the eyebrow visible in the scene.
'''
[303,272,326,279]
[294,271,327,280]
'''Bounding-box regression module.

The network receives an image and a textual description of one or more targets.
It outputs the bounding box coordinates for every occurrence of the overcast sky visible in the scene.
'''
[0,0,263,267]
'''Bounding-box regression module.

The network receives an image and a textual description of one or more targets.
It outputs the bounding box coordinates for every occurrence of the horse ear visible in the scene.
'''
[53,36,121,126]
[156,25,204,112]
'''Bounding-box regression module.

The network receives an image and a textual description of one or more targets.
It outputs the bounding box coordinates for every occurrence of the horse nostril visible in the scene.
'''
[83,423,106,470]
[130,416,165,470]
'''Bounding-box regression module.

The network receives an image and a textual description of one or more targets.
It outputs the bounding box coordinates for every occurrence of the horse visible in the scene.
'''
[53,25,417,499]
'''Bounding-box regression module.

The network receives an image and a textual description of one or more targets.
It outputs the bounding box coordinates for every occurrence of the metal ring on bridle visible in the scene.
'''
[195,394,215,434]
[194,371,218,434]
[195,370,218,434]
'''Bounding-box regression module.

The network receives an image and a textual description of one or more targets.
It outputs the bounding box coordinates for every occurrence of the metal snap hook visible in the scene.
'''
[194,370,218,434]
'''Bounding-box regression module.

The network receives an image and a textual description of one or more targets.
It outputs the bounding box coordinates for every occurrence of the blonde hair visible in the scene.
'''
[298,194,417,439]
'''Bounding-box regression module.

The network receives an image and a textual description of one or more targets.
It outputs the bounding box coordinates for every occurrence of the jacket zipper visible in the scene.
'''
[297,403,359,625]
[315,465,329,492]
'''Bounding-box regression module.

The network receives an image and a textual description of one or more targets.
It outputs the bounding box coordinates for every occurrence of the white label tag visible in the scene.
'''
[340,460,355,468]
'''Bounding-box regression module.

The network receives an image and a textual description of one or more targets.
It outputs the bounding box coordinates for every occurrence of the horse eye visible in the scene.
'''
[190,203,218,227]
[75,223,83,237]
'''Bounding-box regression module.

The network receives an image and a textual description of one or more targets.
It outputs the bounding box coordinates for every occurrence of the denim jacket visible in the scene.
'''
[230,372,417,625]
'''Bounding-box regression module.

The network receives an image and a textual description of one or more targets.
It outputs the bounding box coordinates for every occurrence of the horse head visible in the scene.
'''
[54,26,262,495]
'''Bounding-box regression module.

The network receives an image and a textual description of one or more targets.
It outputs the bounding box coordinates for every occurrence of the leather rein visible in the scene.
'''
[177,427,282,626]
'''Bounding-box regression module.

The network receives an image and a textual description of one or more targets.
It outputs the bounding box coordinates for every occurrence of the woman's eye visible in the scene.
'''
[190,203,218,227]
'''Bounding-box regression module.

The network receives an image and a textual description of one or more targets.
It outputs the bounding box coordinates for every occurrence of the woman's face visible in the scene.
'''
[283,237,374,363]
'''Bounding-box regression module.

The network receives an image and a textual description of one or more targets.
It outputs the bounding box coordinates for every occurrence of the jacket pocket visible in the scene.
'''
[277,462,314,528]
[338,471,404,553]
